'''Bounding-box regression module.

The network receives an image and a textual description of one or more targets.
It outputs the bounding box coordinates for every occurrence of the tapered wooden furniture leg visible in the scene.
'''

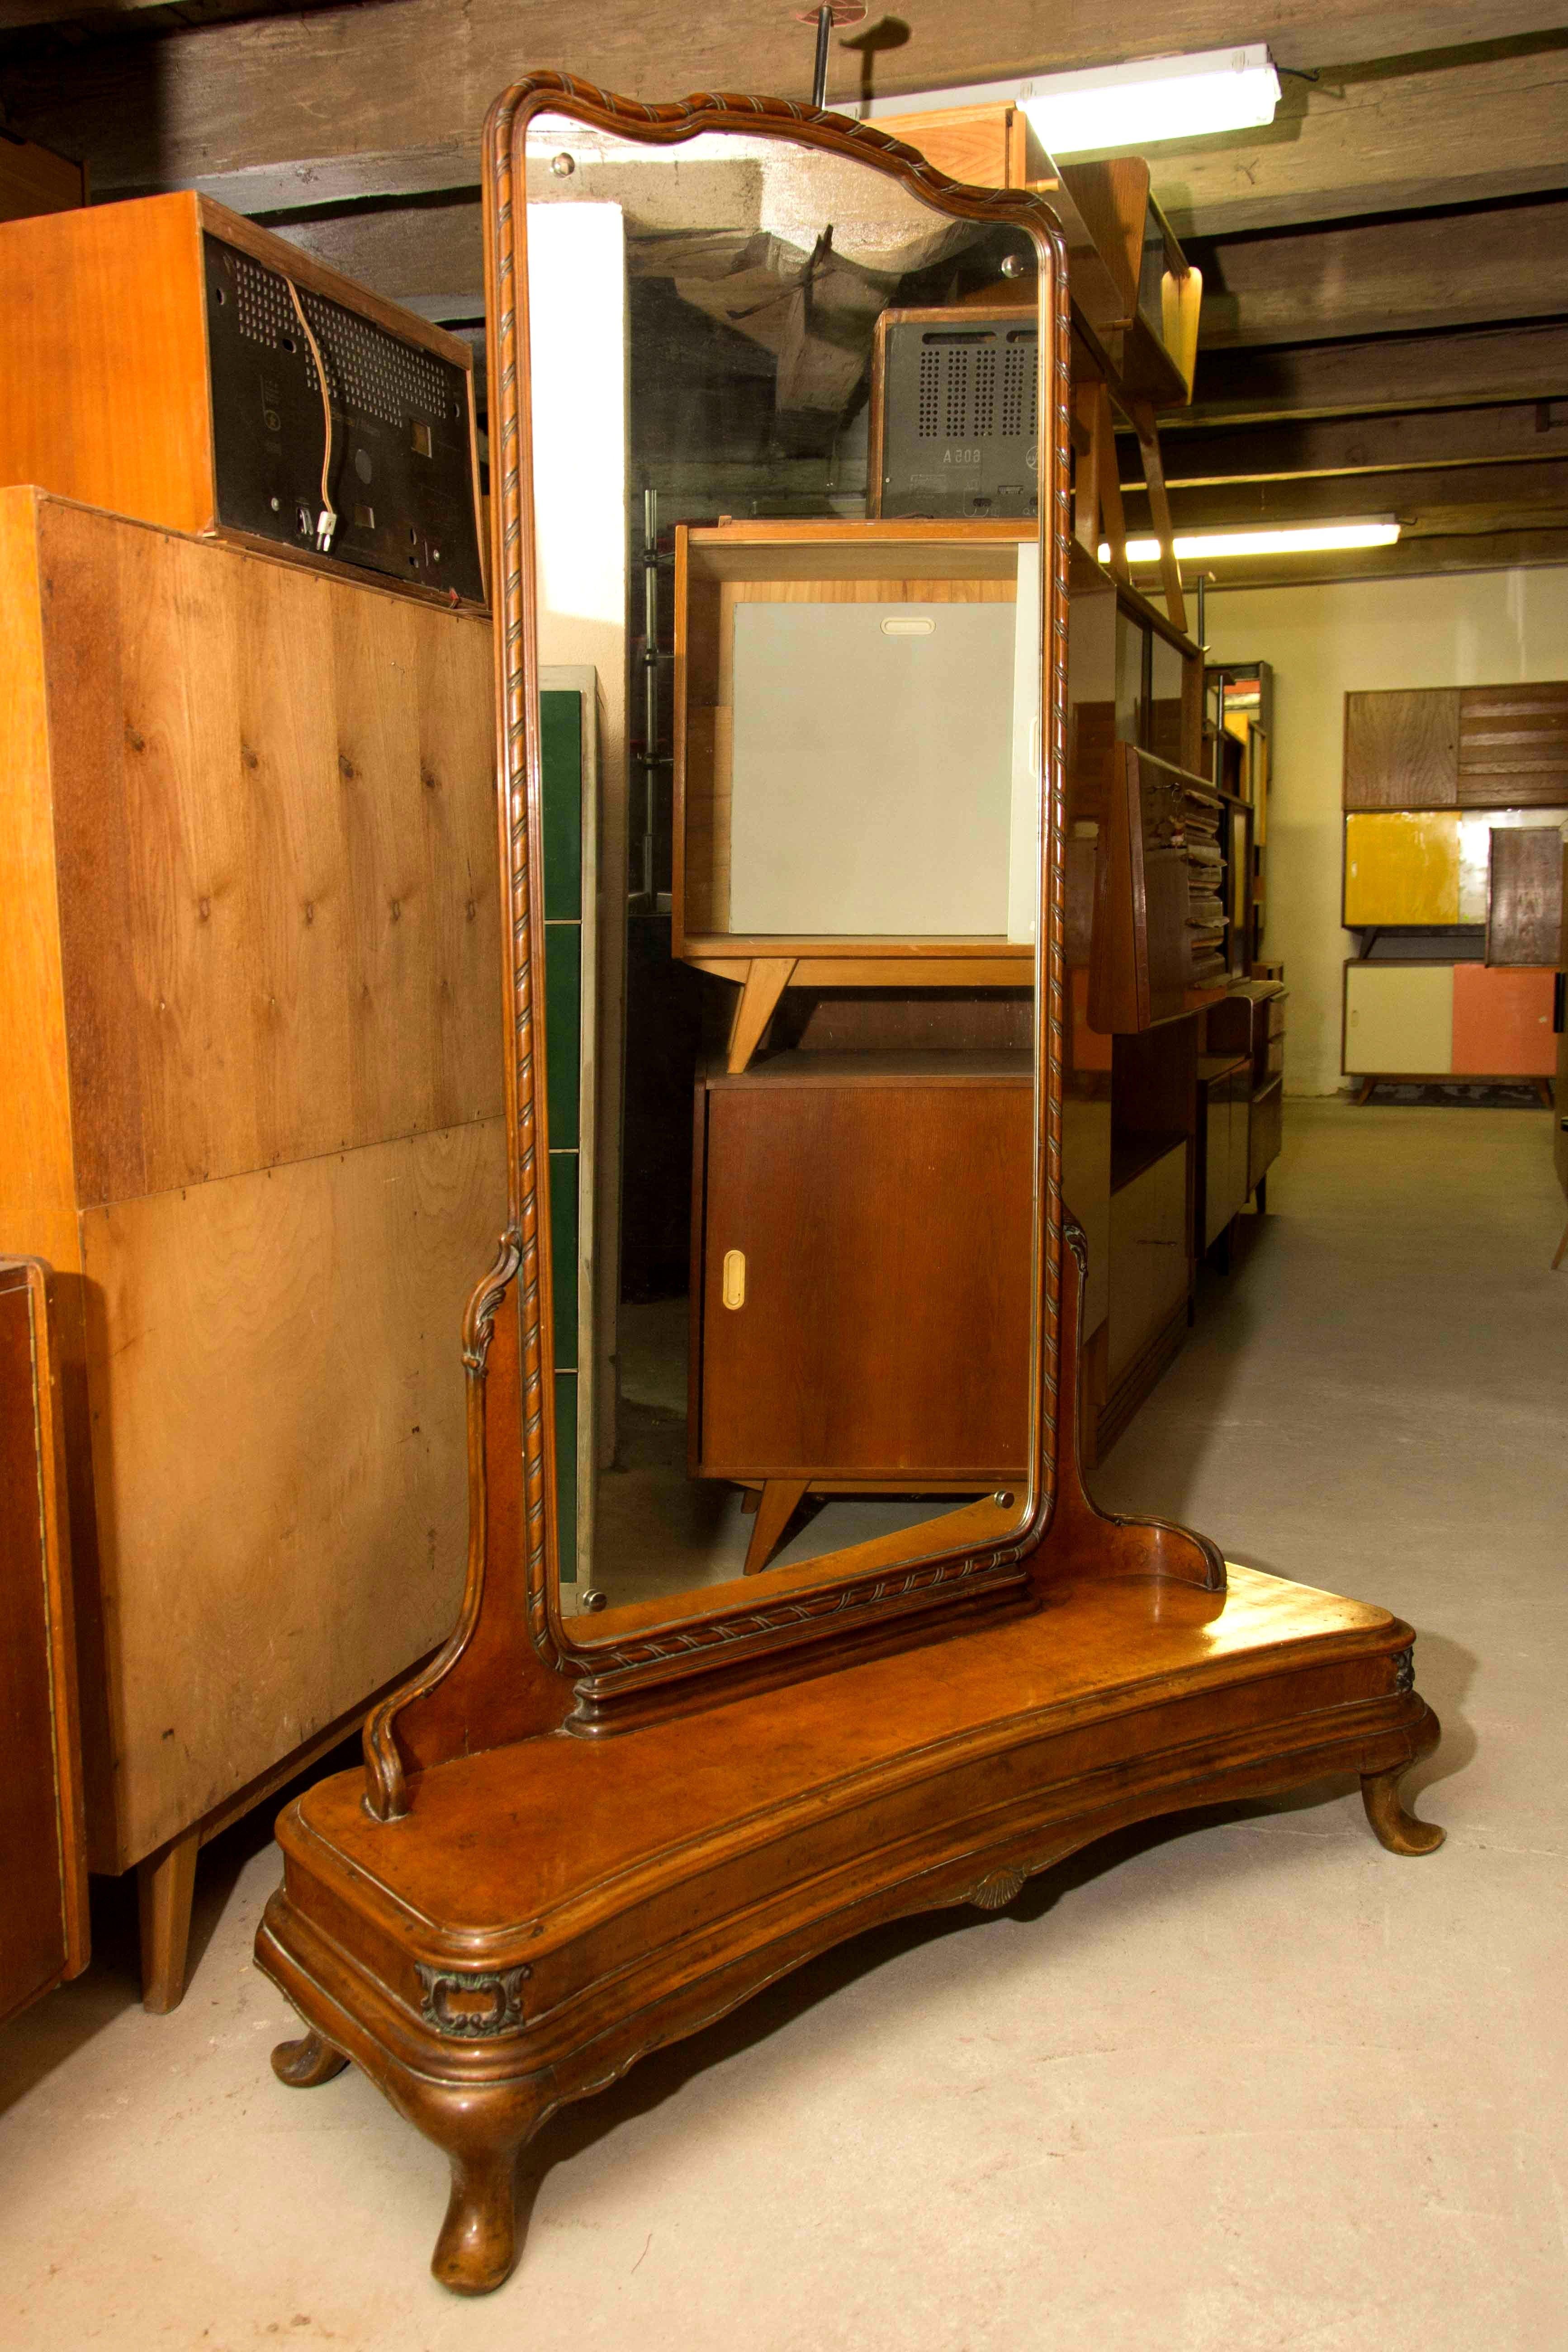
[1355,1077,1376,1105]
[726,958,796,1074]
[433,2135,526,2296]
[271,2030,350,2087]
[743,1477,810,1574]
[1361,1762,1445,1854]
[1553,1220,1568,1271]
[137,1824,201,2013]
[1535,1078,1553,1110]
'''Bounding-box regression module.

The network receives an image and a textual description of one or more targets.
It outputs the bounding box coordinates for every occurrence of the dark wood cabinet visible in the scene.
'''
[1486,828,1565,966]
[1458,684,1568,807]
[692,1053,1032,1486]
[1344,689,1460,809]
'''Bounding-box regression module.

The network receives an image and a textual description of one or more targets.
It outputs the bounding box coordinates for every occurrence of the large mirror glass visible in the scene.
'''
[516,110,1054,1630]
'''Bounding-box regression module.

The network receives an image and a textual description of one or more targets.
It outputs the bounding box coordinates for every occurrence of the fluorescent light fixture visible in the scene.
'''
[1018,46,1280,156]
[1099,522,1402,564]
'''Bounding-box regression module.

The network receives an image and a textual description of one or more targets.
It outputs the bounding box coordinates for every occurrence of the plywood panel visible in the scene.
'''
[1343,962,1454,1074]
[1343,688,1459,809]
[0,492,81,1275]
[1487,826,1564,965]
[1344,811,1462,925]
[1451,963,1556,1076]
[78,1116,507,1867]
[38,502,502,1205]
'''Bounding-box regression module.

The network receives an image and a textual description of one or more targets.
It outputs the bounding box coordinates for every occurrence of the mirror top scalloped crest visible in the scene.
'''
[479,77,1073,1692]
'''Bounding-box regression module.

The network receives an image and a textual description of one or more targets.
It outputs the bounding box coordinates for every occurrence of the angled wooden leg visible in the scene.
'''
[137,1824,201,2013]
[1362,1762,1445,1854]
[1355,1077,1376,1106]
[743,1477,810,1575]
[1535,1078,1553,1110]
[726,957,795,1074]
[272,2029,350,2087]
[1553,1220,1568,1271]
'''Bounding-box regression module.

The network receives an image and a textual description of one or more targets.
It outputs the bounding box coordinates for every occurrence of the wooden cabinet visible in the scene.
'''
[1458,684,1568,806]
[0,1260,89,2028]
[1343,959,1555,1082]
[1108,1141,1189,1388]
[1196,1055,1251,1253]
[1344,689,1459,809]
[692,1053,1032,1484]
[1486,828,1565,965]
[0,489,507,2002]
[1344,811,1462,925]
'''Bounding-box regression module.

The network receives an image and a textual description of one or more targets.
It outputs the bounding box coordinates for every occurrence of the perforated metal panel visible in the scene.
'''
[878,311,1038,520]
[204,234,483,602]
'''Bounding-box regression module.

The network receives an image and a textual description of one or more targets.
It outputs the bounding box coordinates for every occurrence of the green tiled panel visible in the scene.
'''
[554,1370,578,1584]
[548,1152,578,1370]
[543,921,582,1150]
[540,690,584,923]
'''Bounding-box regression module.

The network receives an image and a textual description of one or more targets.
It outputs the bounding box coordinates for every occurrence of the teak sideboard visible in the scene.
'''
[0,487,507,2006]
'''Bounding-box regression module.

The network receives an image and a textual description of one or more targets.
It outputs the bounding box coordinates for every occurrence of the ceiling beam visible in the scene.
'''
[1194,196,1568,348]
[265,194,483,312]
[1121,402,1568,491]
[1122,455,1568,537]
[1183,322,1568,428]
[1141,40,1568,237]
[11,2,1568,194]
[1161,523,1568,592]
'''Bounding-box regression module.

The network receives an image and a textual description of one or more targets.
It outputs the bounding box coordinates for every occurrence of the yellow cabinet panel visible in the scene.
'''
[1344,962,1454,1076]
[1344,812,1461,925]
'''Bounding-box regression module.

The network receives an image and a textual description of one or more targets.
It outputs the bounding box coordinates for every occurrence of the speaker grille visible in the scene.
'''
[230,250,456,429]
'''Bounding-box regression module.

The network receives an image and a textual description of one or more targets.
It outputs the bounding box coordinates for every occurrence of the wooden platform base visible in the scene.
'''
[258,1565,1440,2297]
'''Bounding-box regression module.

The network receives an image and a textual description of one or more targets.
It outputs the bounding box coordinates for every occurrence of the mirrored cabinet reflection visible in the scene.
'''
[524,121,1047,1612]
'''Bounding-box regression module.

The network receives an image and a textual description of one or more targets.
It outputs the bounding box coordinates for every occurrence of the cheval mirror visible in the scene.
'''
[256,73,1444,2304]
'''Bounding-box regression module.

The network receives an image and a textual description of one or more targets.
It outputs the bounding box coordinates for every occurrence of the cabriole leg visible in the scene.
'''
[433,2135,525,2296]
[271,2029,350,2087]
[1361,1763,1445,1854]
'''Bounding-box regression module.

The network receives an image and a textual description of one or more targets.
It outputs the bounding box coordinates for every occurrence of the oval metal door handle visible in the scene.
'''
[721,1249,746,1310]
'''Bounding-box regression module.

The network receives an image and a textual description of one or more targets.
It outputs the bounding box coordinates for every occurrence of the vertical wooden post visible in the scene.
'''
[1131,397,1186,635]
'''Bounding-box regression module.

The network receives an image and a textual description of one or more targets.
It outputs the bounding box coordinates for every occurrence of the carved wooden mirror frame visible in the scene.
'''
[363,74,1220,1800]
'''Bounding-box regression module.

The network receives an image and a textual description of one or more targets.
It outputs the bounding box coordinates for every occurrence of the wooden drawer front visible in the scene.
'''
[698,1082,1032,1478]
[1265,991,1288,1039]
[1344,963,1454,1076]
[1344,688,1459,810]
[1344,812,1461,926]
[1109,1143,1188,1382]
[1248,1079,1283,1196]
[1451,964,1556,1076]
[1459,683,1568,808]
[1264,1033,1286,1080]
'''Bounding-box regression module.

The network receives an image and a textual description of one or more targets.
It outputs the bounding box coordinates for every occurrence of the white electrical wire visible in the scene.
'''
[286,277,338,553]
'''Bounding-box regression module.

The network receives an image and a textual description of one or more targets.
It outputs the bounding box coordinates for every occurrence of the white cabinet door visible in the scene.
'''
[1344,963,1454,1075]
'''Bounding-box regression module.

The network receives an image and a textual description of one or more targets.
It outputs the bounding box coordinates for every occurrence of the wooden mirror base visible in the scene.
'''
[257,1560,1441,2297]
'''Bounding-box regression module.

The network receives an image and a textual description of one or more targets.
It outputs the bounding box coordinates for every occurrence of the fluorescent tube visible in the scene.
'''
[1098,522,1402,564]
[1019,46,1280,156]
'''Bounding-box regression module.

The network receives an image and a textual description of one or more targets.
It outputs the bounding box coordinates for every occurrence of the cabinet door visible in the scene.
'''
[1486,828,1564,967]
[1344,812,1462,925]
[1459,684,1568,808]
[697,1081,1033,1478]
[1344,690,1459,810]
[1451,965,1557,1076]
[1109,1143,1189,1380]
[0,1260,88,2026]
[1344,963,1454,1076]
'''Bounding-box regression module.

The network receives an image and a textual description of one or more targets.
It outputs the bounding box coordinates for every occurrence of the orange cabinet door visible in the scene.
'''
[1450,965,1557,1076]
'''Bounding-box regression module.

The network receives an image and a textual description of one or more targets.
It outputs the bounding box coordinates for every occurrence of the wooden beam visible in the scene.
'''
[1184,322,1568,429]
[1123,403,1568,492]
[1122,455,1568,537]
[1193,195,1568,350]
[1142,40,1568,237]
[13,4,1568,198]
[1127,399,1184,634]
[1164,523,1568,592]
[265,195,484,312]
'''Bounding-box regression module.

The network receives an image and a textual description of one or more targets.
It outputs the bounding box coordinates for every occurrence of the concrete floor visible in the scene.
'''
[3,1098,1565,2350]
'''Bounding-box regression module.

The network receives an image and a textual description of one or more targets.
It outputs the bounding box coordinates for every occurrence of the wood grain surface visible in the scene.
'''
[38,501,502,1207]
[78,1117,507,1867]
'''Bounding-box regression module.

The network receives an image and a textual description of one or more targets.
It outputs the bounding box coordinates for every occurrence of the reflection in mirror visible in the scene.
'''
[522,117,1046,1622]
